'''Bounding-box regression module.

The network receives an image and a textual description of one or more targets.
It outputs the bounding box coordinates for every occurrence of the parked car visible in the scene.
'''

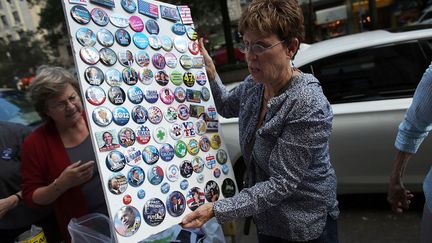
[414,5,432,25]
[0,89,41,126]
[220,28,432,194]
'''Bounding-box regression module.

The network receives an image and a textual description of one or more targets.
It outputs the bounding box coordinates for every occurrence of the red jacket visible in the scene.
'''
[21,120,89,242]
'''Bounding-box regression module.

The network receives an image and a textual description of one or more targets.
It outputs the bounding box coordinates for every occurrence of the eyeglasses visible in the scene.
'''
[239,40,285,55]
[48,93,79,111]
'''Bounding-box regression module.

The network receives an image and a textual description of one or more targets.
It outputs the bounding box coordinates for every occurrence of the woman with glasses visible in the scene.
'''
[182,0,339,242]
[21,66,108,242]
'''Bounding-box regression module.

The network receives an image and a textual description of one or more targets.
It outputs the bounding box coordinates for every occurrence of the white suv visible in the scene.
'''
[220,28,432,194]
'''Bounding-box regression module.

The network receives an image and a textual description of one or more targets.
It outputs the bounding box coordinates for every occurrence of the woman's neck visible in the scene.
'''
[57,118,89,148]
[264,68,298,101]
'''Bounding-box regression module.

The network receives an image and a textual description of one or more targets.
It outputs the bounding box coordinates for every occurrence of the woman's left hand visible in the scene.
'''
[181,203,214,228]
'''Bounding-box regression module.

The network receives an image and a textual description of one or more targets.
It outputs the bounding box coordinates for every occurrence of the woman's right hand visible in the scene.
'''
[199,38,216,81]
[387,178,414,213]
[57,160,95,191]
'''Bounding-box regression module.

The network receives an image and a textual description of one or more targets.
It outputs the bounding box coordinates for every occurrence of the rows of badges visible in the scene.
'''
[66,0,237,239]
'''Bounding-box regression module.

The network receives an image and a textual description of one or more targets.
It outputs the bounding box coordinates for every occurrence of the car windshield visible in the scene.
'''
[0,90,41,126]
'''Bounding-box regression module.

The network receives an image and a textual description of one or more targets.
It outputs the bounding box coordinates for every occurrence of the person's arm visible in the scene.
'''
[0,191,22,219]
[388,151,414,213]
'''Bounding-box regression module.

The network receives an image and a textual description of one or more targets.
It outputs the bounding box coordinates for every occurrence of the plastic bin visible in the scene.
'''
[15,225,46,243]
[68,213,115,243]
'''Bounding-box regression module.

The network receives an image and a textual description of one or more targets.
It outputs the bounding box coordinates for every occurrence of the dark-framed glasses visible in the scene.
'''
[239,40,285,55]
[48,93,79,111]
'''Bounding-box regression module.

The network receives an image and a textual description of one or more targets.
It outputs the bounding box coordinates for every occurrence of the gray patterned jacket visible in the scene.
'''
[211,72,339,241]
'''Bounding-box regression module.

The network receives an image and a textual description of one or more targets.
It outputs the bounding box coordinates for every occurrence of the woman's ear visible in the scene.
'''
[286,38,299,59]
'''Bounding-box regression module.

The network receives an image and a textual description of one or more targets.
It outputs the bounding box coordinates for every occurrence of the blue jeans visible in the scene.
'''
[257,214,338,243]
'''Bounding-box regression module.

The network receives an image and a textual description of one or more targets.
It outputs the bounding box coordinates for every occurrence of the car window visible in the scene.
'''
[300,40,431,104]
[0,90,41,126]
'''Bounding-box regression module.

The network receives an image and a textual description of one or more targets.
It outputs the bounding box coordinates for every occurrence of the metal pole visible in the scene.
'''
[368,0,377,30]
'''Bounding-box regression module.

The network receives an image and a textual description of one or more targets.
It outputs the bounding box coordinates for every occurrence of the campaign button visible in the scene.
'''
[135,50,150,67]
[71,5,90,24]
[159,143,174,162]
[113,206,140,236]
[186,26,198,40]
[144,90,158,103]
[121,0,136,13]
[112,106,130,126]
[105,68,122,86]
[97,130,119,153]
[90,0,115,8]
[206,106,217,120]
[182,121,196,137]
[213,167,221,178]
[183,72,195,87]
[159,88,174,105]
[99,48,117,66]
[145,19,159,34]
[174,36,188,53]
[125,146,143,166]
[148,35,161,50]
[170,70,182,86]
[115,29,131,47]
[205,154,216,169]
[174,87,186,103]
[143,198,165,226]
[97,28,114,47]
[199,136,211,152]
[84,66,104,86]
[105,150,126,172]
[160,5,180,22]
[133,32,149,49]
[129,15,143,32]
[76,27,96,46]
[204,180,220,202]
[160,35,173,52]
[186,90,200,103]
[136,125,151,144]
[137,189,146,199]
[221,164,229,175]
[210,133,222,150]
[201,87,211,101]
[147,166,164,186]
[170,123,183,140]
[177,104,190,120]
[85,86,105,106]
[195,120,206,135]
[196,173,204,183]
[222,178,236,198]
[123,194,132,205]
[80,46,99,65]
[138,68,153,85]
[166,191,185,217]
[161,182,170,194]
[164,106,177,123]
[187,139,199,156]
[180,160,193,178]
[127,86,144,104]
[166,164,180,183]
[187,187,205,211]
[193,56,205,68]
[128,166,144,187]
[179,55,193,69]
[153,127,167,144]
[192,156,204,174]
[118,127,136,147]
[188,41,199,55]
[91,8,109,26]
[164,53,177,68]
[148,106,163,124]
[142,145,159,165]
[118,50,134,67]
[122,67,138,85]
[110,13,129,28]
[172,22,186,35]
[92,106,112,127]
[108,86,126,105]
[152,53,166,70]
[155,70,169,86]
[180,179,189,190]
[131,105,148,124]
[196,71,207,86]
[174,139,186,157]
[108,173,128,195]
[138,0,159,18]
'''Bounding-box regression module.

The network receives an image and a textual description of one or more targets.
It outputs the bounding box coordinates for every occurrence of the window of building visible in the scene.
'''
[12,11,20,24]
[1,15,8,27]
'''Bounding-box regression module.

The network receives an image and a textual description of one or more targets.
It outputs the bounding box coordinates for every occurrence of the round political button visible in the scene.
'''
[115,29,131,47]
[135,51,150,67]
[138,68,153,85]
[155,70,169,86]
[125,146,143,166]
[166,191,185,217]
[106,150,126,172]
[121,0,137,13]
[199,136,211,152]
[142,145,159,165]
[147,166,164,185]
[137,189,146,199]
[71,5,90,24]
[221,164,229,175]
[174,87,186,103]
[180,179,189,190]
[201,87,211,101]
[92,106,112,127]
[159,88,174,104]
[222,178,236,198]
[118,127,136,147]
[114,206,140,237]
[97,28,114,47]
[127,86,144,104]
[164,106,177,123]
[161,182,170,194]
[105,68,122,86]
[188,41,199,55]
[210,133,222,150]
[204,180,220,202]
[147,106,163,124]
[166,164,180,183]
[187,140,200,156]
[123,194,132,205]
[91,8,109,26]
[152,53,166,70]
[144,90,158,104]
[186,26,198,40]
[112,106,130,126]
[136,125,151,144]
[108,173,128,195]
[183,72,195,87]
[213,167,221,178]
[148,35,162,50]
[196,173,204,183]
[169,123,182,140]
[172,22,186,35]
[80,46,99,65]
[180,160,193,178]
[131,105,148,124]
[191,156,204,173]
[159,143,174,162]
[99,48,117,66]
[122,67,138,85]
[108,86,126,105]
[86,86,106,106]
[128,166,144,187]
[133,32,149,49]
[195,120,206,135]
[174,36,188,53]
[177,104,190,120]
[168,71,181,86]
[187,187,205,211]
[76,28,96,47]
[160,36,173,52]
[84,66,104,86]
[205,154,217,170]
[164,53,177,68]
[110,13,129,28]
[175,140,187,158]
[196,71,207,86]
[145,19,159,35]
[143,198,165,226]
[179,55,193,69]
[153,127,167,144]
[118,50,134,67]
[129,16,144,32]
